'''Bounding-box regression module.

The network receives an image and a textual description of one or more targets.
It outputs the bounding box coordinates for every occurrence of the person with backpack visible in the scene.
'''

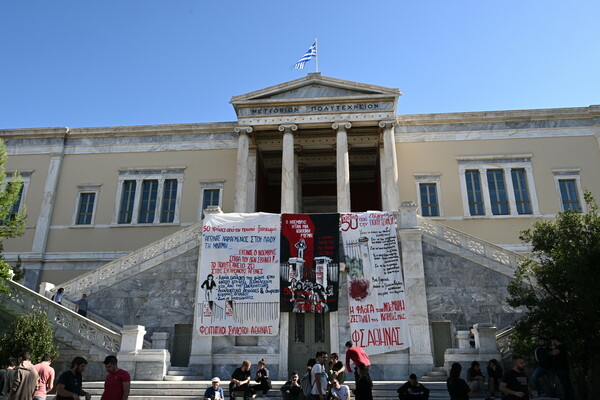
[300,359,317,399]
[310,352,328,400]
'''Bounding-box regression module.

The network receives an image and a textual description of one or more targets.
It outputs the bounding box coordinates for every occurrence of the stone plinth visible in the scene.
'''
[120,325,146,352]
[117,349,171,380]
[457,330,471,349]
[151,332,169,350]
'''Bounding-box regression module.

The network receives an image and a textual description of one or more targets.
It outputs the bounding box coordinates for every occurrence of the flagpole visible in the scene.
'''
[314,37,319,73]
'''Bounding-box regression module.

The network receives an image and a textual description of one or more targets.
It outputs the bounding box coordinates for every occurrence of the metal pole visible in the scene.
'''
[315,37,319,73]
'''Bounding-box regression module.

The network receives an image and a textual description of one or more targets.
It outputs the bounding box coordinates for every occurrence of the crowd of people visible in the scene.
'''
[0,353,130,400]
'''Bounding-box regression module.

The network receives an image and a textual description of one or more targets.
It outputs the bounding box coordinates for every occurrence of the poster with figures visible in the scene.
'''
[280,213,340,313]
[340,212,410,354]
[198,213,280,336]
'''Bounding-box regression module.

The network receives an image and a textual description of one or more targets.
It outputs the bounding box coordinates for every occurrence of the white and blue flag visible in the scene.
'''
[294,42,317,70]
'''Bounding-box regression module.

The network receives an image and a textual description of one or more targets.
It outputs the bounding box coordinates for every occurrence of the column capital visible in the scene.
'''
[332,121,352,130]
[234,126,253,134]
[278,124,298,133]
[378,120,397,129]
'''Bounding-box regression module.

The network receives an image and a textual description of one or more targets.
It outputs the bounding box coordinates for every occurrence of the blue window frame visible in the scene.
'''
[161,179,178,223]
[487,169,509,215]
[559,179,581,211]
[202,188,220,218]
[138,180,158,223]
[511,169,532,214]
[118,180,136,224]
[76,193,96,225]
[465,170,484,216]
[419,183,439,217]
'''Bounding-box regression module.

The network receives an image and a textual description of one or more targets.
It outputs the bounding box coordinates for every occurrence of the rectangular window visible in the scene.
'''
[419,183,439,217]
[161,179,178,223]
[8,182,24,220]
[76,193,96,225]
[487,169,509,215]
[138,180,158,223]
[118,180,137,224]
[511,168,532,214]
[558,179,581,211]
[465,170,485,216]
[201,188,220,218]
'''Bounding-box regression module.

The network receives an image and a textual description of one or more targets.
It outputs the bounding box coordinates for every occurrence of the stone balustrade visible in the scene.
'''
[1,280,121,355]
[49,221,203,298]
[417,216,522,274]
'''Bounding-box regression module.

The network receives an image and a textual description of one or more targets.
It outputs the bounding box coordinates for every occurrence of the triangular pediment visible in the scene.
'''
[230,73,401,105]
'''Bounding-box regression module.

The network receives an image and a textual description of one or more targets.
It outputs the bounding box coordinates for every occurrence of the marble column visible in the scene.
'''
[333,122,352,213]
[379,143,389,211]
[278,124,297,381]
[234,126,253,213]
[278,124,298,214]
[379,120,400,211]
[294,145,303,213]
[246,145,257,213]
[397,201,434,375]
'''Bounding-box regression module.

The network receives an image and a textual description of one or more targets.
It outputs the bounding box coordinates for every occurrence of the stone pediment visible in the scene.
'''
[230,73,401,120]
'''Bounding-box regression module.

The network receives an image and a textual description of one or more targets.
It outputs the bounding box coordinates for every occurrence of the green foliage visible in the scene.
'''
[11,255,24,282]
[0,140,27,293]
[0,310,59,363]
[507,192,600,397]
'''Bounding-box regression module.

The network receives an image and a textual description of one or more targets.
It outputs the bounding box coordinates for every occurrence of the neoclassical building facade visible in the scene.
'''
[2,74,599,379]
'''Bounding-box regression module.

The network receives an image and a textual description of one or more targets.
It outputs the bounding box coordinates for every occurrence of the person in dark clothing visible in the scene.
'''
[55,357,91,400]
[486,359,503,398]
[0,358,17,400]
[352,365,372,400]
[280,371,302,400]
[229,360,254,400]
[252,359,271,397]
[397,373,429,400]
[551,337,575,400]
[530,337,555,397]
[446,363,471,400]
[500,355,529,400]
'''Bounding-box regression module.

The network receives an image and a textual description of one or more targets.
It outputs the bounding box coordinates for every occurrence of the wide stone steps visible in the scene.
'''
[82,381,455,400]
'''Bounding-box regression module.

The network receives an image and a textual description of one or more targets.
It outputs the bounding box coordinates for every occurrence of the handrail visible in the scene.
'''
[417,216,523,272]
[51,221,203,297]
[1,280,121,354]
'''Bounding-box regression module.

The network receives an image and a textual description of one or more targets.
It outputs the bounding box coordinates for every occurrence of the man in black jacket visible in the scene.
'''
[530,337,555,397]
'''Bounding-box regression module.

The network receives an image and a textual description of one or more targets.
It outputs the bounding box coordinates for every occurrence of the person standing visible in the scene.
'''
[344,341,370,381]
[205,377,225,400]
[311,352,328,400]
[550,337,574,400]
[352,365,372,400]
[499,355,530,400]
[101,356,131,400]
[0,359,17,400]
[55,357,91,400]
[530,337,554,397]
[75,295,89,318]
[52,288,65,304]
[8,351,38,400]
[33,354,55,400]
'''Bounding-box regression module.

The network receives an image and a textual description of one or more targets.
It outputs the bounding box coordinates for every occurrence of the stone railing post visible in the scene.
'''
[120,325,146,352]
[151,332,169,350]
[456,330,471,349]
[474,323,497,352]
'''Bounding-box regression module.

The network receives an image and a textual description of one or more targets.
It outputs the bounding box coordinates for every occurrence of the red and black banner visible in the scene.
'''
[280,213,340,312]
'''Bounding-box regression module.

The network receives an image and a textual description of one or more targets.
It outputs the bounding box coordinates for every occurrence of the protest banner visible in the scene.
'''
[198,213,280,336]
[280,213,340,313]
[341,212,410,354]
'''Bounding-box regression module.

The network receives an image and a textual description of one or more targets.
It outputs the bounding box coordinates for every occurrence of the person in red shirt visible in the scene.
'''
[344,341,370,381]
[101,356,131,400]
[33,353,55,400]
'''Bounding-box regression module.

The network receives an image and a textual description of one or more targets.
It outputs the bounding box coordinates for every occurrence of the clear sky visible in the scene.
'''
[1,1,599,129]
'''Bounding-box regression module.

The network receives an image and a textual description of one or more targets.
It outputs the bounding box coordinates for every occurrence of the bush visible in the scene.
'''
[0,310,59,363]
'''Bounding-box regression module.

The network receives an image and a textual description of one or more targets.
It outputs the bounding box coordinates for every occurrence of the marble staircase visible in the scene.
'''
[81,380,457,400]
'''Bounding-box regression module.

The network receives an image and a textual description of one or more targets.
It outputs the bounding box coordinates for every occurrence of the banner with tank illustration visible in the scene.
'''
[198,213,280,336]
[340,211,410,354]
[280,213,340,312]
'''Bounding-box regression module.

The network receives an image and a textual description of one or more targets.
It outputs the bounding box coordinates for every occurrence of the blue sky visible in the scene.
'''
[1,1,599,129]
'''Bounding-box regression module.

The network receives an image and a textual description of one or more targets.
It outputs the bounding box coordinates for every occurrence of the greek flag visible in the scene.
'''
[294,42,317,70]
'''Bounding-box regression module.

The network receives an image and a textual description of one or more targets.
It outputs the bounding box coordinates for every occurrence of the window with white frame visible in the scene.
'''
[553,169,586,212]
[114,168,184,225]
[414,174,442,217]
[3,172,31,221]
[458,155,540,217]
[73,186,100,225]
[199,181,224,219]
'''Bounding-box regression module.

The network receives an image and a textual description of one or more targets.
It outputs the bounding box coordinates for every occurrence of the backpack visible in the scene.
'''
[300,371,314,397]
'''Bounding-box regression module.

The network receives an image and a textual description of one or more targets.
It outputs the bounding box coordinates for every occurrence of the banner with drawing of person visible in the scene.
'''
[341,212,410,354]
[280,213,340,313]
[198,213,280,336]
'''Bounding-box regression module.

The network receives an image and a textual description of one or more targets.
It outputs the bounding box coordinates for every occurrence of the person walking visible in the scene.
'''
[530,337,555,397]
[75,295,89,317]
[499,355,530,400]
[52,288,65,304]
[344,341,370,381]
[101,356,131,400]
[33,354,54,400]
[0,359,17,400]
[55,357,91,400]
[8,351,38,400]
[550,337,574,400]
[353,365,372,400]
